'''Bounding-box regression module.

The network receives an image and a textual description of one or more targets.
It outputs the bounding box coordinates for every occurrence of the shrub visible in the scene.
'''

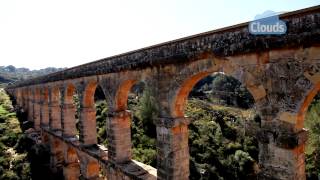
[1,170,20,180]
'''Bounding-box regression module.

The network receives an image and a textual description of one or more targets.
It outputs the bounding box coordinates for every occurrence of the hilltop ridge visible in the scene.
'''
[0,65,66,88]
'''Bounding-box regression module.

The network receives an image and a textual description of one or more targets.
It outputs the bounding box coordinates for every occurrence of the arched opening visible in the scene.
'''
[77,82,106,145]
[80,81,108,146]
[129,81,157,167]
[115,80,157,167]
[64,147,80,179]
[298,87,320,179]
[79,82,107,177]
[175,72,260,179]
[93,85,108,146]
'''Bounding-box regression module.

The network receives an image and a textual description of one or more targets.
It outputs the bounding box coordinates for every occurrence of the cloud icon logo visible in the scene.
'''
[249,10,287,35]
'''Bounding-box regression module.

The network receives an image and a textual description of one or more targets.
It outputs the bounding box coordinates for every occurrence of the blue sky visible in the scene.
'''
[0,0,319,69]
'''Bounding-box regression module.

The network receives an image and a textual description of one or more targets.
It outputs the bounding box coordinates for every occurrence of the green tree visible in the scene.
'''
[137,87,158,138]
[186,100,258,180]
[211,74,254,109]
[305,97,320,179]
[131,87,157,167]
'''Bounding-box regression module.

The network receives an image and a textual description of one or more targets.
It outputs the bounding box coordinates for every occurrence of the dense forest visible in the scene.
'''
[0,71,319,179]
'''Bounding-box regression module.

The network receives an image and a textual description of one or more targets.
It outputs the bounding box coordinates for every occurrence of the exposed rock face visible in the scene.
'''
[5,5,320,180]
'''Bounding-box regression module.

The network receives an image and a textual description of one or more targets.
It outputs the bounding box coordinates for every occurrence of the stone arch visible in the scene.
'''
[297,82,320,130]
[159,58,263,180]
[50,86,61,104]
[106,78,147,163]
[171,71,212,117]
[65,147,80,165]
[64,146,80,180]
[115,79,138,111]
[116,78,157,166]
[64,83,76,104]
[77,80,107,146]
[85,161,100,178]
[81,81,98,108]
[41,87,49,102]
[80,80,108,108]
[170,59,263,117]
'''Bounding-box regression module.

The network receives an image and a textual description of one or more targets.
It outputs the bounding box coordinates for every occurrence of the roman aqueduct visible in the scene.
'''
[5,6,320,180]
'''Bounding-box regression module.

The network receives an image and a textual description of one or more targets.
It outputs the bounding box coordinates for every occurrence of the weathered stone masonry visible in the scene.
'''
[6,5,320,180]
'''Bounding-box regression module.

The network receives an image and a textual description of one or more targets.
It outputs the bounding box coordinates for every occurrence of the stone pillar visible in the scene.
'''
[24,99,29,112]
[40,102,49,128]
[27,99,34,122]
[76,83,98,146]
[63,147,80,180]
[24,97,29,111]
[106,110,132,163]
[49,136,64,175]
[21,97,25,111]
[49,103,62,131]
[22,94,27,110]
[79,106,97,146]
[258,127,308,180]
[61,103,77,138]
[18,96,23,108]
[155,117,190,180]
[33,101,41,130]
[49,89,62,132]
[60,88,77,138]
[16,95,22,108]
[49,104,62,132]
